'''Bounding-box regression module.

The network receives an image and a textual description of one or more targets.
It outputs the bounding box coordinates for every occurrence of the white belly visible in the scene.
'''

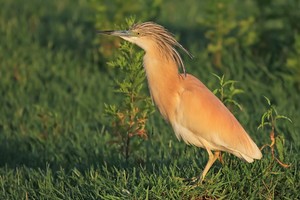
[172,122,204,148]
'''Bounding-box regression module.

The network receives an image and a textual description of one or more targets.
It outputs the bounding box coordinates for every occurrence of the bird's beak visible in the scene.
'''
[96,30,133,37]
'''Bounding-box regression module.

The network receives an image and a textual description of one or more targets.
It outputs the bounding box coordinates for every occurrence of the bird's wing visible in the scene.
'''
[174,74,262,162]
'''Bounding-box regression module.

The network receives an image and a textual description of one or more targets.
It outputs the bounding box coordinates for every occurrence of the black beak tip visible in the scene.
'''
[96,30,114,35]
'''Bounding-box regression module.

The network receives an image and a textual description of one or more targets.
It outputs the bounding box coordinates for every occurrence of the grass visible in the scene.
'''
[0,0,299,199]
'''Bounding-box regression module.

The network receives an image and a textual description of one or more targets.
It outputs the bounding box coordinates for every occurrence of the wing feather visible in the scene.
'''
[174,74,262,162]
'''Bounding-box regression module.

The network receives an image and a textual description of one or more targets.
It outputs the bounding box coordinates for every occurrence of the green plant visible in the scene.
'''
[254,0,300,59]
[198,0,257,68]
[104,19,154,161]
[286,32,300,90]
[212,73,244,112]
[258,96,292,168]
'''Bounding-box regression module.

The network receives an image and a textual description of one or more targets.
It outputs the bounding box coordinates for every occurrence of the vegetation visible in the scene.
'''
[0,0,299,199]
[104,20,154,160]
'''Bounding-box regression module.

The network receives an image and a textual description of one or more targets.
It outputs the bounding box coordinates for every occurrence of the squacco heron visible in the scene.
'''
[98,22,262,182]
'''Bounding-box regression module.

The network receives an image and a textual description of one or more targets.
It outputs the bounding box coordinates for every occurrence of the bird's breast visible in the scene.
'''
[148,80,179,121]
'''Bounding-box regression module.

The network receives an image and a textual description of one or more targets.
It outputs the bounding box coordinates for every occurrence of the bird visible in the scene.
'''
[97,22,262,182]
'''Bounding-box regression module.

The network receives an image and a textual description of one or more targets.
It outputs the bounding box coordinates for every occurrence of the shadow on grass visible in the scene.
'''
[0,126,193,173]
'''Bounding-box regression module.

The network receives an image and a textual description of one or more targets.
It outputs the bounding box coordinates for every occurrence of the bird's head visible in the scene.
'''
[97,22,192,56]
[98,22,193,75]
[97,22,164,51]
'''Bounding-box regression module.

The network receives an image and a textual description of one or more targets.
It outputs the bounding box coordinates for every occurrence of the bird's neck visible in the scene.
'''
[143,51,182,121]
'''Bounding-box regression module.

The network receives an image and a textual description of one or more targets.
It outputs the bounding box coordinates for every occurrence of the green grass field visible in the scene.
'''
[1,0,299,199]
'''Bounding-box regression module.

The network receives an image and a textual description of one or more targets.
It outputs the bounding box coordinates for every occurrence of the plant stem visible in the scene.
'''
[125,131,130,161]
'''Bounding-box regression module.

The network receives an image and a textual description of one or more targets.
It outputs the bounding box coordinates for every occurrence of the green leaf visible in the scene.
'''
[275,115,293,123]
[263,96,271,106]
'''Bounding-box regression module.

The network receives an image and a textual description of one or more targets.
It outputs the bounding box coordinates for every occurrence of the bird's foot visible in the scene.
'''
[181,176,204,186]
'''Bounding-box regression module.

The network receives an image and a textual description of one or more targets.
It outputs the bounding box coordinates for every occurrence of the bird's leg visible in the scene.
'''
[186,150,220,185]
[199,150,220,182]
